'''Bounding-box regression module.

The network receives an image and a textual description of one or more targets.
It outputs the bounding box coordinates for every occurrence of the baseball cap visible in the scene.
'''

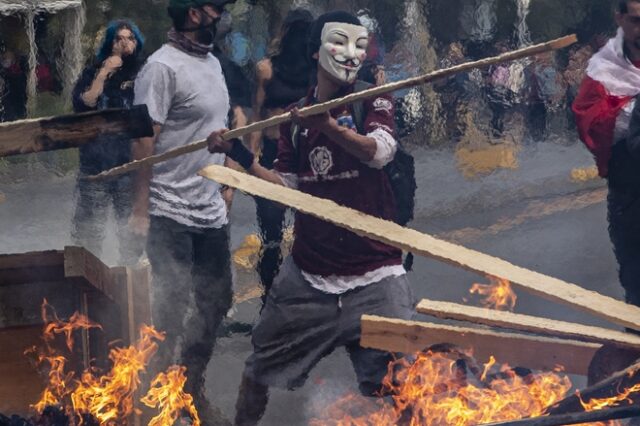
[168,0,234,10]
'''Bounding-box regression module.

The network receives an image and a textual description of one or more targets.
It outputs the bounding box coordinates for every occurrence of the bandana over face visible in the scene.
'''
[318,22,369,84]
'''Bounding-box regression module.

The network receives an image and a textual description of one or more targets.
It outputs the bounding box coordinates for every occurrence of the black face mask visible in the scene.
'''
[187,8,221,46]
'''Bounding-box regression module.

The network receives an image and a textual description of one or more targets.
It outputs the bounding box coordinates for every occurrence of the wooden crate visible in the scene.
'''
[0,246,150,417]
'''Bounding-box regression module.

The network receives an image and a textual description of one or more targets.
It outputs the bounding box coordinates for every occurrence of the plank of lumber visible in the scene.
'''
[360,315,600,375]
[417,299,640,349]
[64,246,116,301]
[0,250,66,285]
[0,249,64,270]
[0,105,153,157]
[480,405,640,426]
[544,358,640,415]
[199,165,640,331]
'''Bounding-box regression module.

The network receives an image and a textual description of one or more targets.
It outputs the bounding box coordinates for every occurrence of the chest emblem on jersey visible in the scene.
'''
[373,97,393,114]
[309,146,333,176]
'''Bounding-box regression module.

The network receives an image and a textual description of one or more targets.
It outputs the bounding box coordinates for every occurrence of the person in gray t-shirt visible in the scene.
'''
[129,0,235,424]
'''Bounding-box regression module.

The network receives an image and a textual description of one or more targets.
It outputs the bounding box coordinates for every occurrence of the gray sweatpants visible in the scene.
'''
[244,256,416,394]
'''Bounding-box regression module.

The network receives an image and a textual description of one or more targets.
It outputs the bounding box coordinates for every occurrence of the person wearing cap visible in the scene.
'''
[208,10,415,425]
[129,0,235,424]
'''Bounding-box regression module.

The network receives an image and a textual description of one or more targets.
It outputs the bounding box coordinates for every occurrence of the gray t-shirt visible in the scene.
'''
[135,44,230,229]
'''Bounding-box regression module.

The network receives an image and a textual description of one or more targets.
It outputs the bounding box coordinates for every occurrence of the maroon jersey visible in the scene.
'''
[274,86,402,277]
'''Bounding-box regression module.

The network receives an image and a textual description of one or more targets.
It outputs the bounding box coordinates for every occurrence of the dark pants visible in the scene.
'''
[71,174,141,264]
[608,186,640,307]
[146,216,233,406]
[255,137,287,296]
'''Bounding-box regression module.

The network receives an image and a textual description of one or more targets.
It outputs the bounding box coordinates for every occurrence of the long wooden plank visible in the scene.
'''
[199,165,640,331]
[480,406,640,426]
[361,315,600,375]
[90,35,577,181]
[0,249,64,270]
[417,299,640,349]
[0,250,66,286]
[0,105,153,158]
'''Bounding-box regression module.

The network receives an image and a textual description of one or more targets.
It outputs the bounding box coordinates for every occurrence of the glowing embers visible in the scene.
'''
[311,348,572,426]
[468,276,518,312]
[28,301,199,425]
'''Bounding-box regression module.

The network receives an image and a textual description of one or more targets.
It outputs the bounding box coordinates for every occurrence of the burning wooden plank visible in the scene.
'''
[486,360,640,425]
[199,165,640,331]
[543,358,640,415]
[479,405,640,426]
[360,315,600,375]
[0,106,153,158]
[417,299,640,350]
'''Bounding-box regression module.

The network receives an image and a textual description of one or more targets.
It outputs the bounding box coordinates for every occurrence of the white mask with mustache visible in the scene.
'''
[318,22,369,84]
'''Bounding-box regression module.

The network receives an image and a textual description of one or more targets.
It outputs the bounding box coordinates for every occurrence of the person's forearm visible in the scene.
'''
[248,132,262,155]
[321,119,377,162]
[247,161,285,186]
[80,69,109,107]
[248,92,266,155]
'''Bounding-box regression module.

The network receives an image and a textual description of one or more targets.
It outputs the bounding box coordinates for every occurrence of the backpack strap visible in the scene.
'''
[351,80,374,135]
[291,80,374,147]
[290,96,308,151]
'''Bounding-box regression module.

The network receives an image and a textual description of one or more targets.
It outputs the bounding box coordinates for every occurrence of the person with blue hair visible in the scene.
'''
[71,19,145,265]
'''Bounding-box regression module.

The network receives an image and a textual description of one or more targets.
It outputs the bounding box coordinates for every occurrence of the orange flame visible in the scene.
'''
[42,300,102,351]
[469,277,517,311]
[30,299,101,412]
[70,325,165,424]
[30,301,200,425]
[579,382,640,412]
[31,355,74,413]
[312,351,572,426]
[142,366,201,426]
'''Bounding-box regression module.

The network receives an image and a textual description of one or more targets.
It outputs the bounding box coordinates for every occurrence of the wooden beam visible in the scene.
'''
[480,405,640,426]
[199,165,640,331]
[544,358,640,416]
[417,299,640,350]
[361,315,599,375]
[0,105,153,158]
[63,246,116,301]
[0,250,66,286]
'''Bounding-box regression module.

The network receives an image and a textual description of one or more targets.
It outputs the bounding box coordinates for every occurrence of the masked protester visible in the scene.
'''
[246,8,314,304]
[208,11,416,425]
[129,1,235,424]
[71,20,145,265]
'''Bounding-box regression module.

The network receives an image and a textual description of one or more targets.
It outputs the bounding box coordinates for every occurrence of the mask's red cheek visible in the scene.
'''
[331,48,337,54]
